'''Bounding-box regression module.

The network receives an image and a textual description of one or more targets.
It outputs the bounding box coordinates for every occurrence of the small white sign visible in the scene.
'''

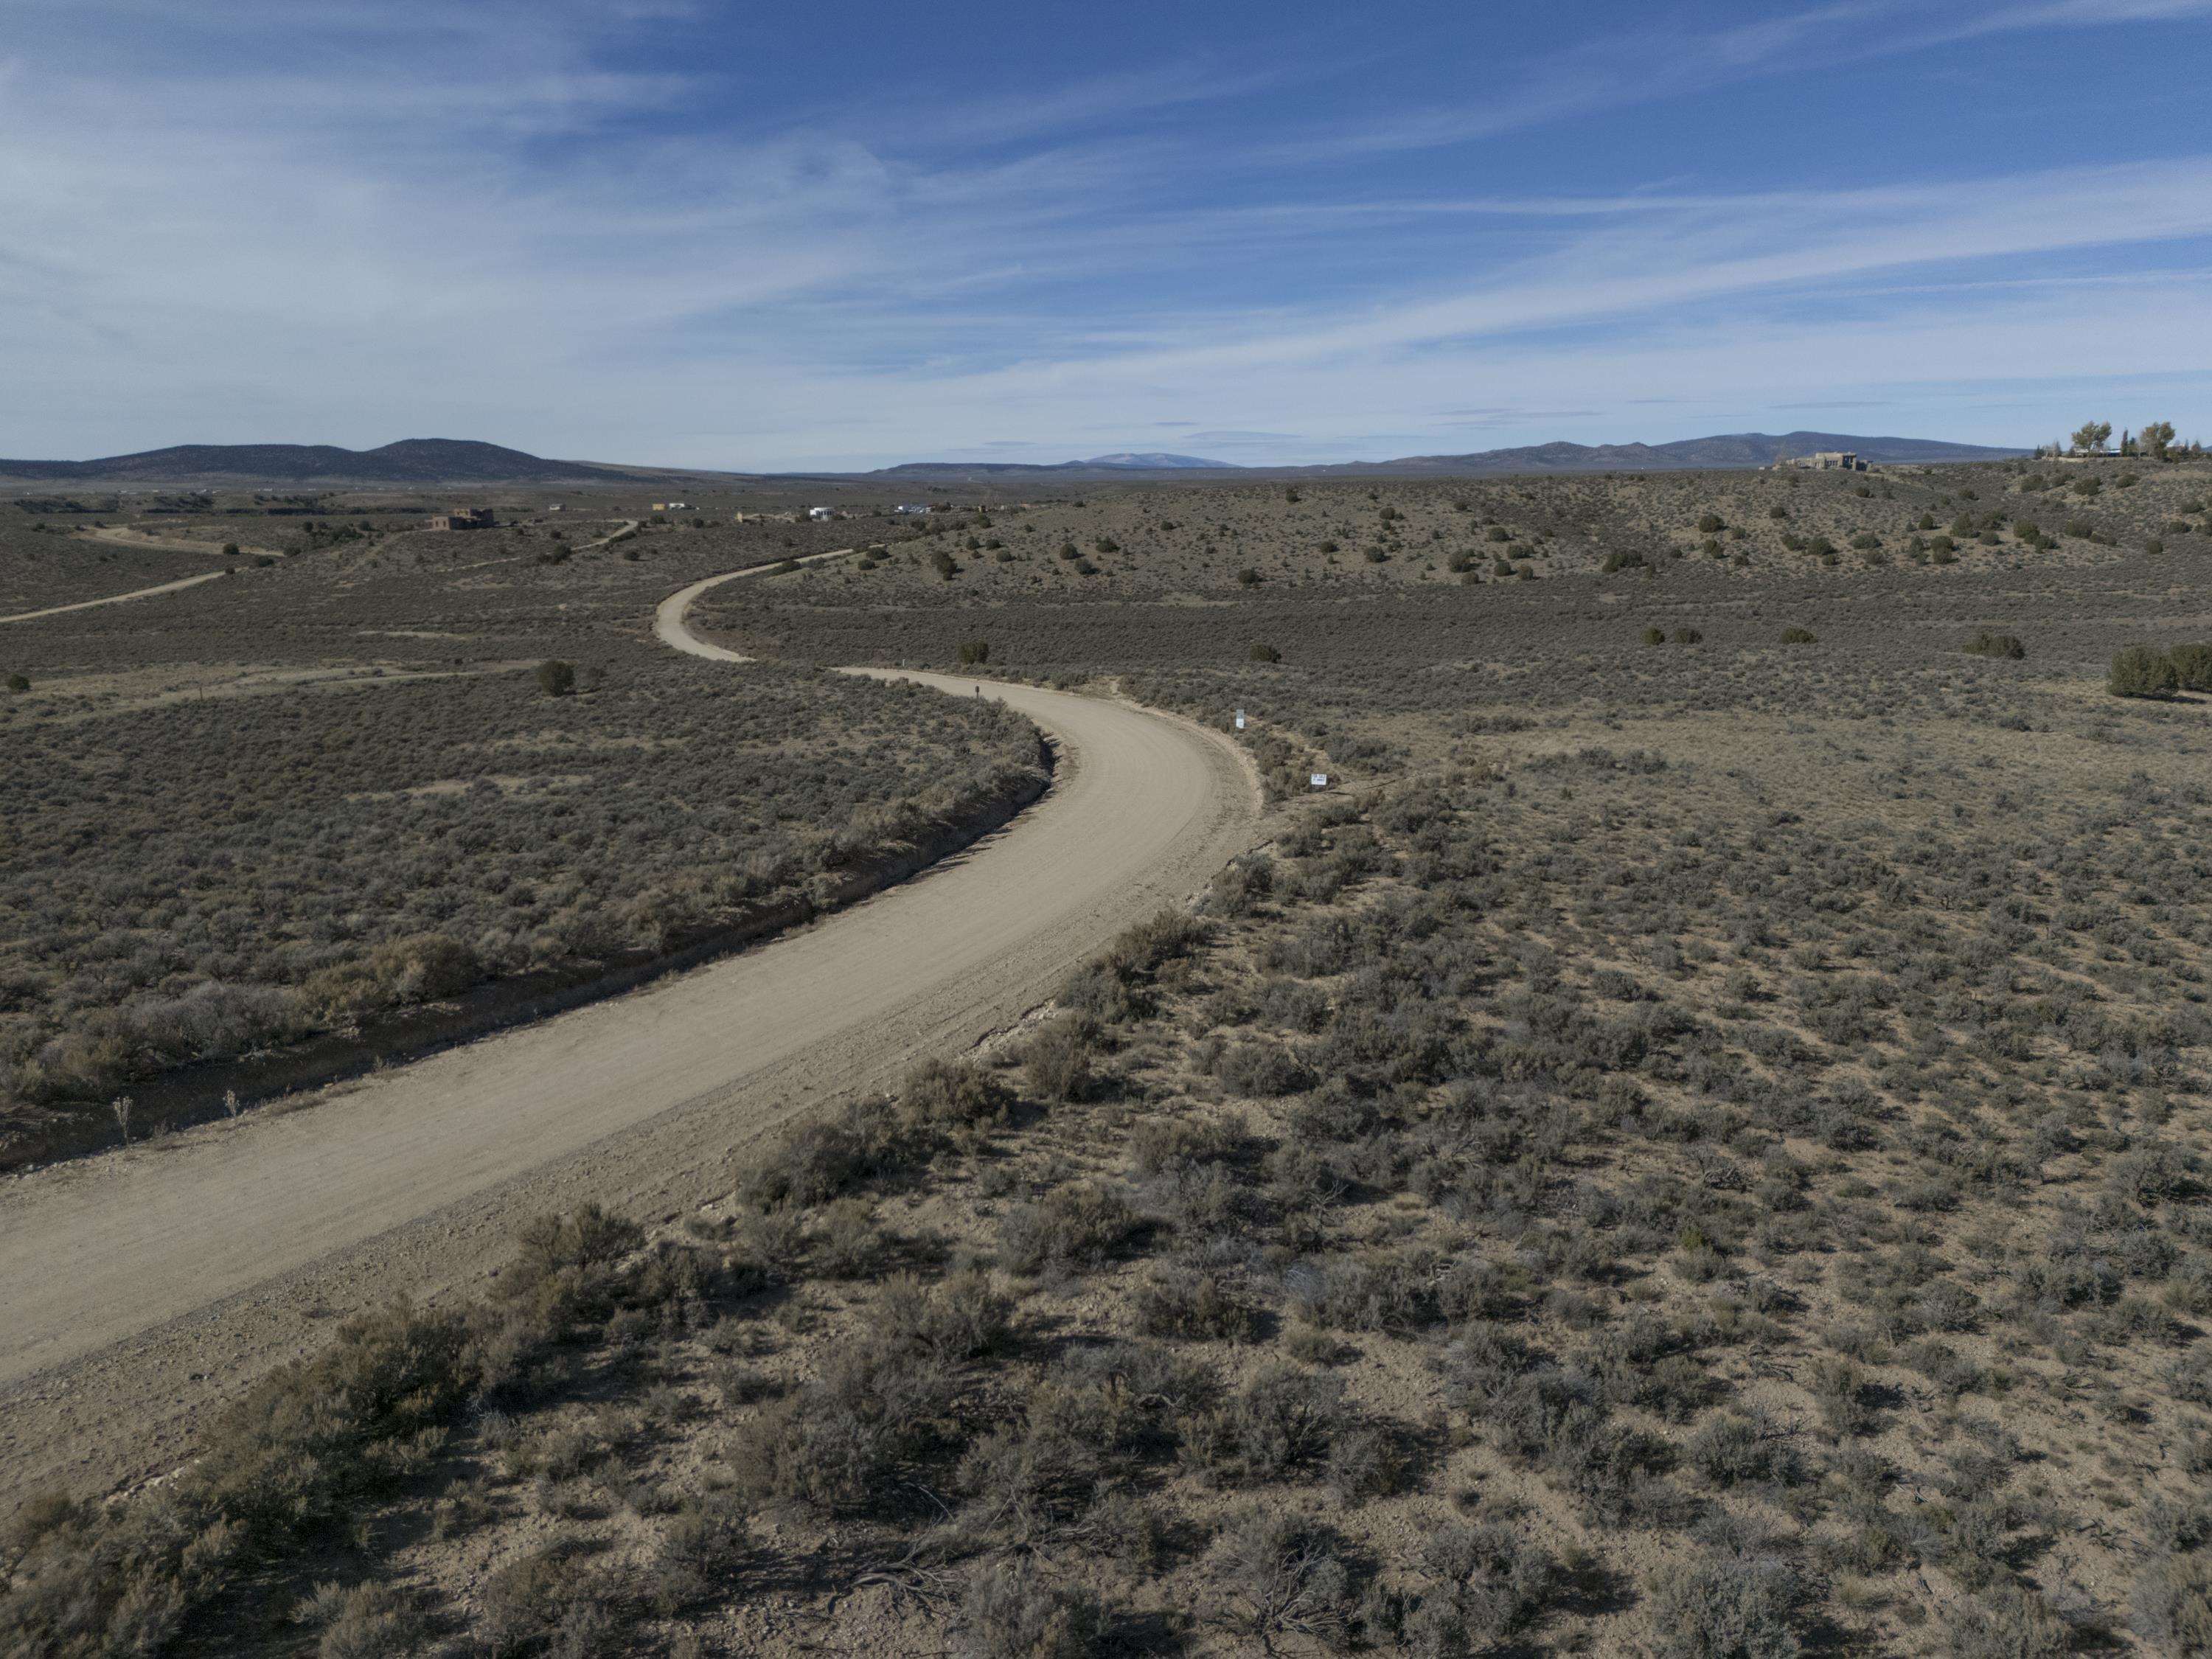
[1310,772,1329,788]
[1234,710,1247,730]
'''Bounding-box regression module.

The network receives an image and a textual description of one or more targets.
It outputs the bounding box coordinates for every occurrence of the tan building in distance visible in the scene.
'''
[425,507,497,530]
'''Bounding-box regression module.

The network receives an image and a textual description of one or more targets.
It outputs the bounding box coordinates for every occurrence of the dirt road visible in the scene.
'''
[0,569,232,624]
[0,564,1259,1502]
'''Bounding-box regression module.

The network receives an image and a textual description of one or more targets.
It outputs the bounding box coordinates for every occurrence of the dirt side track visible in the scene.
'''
[0,564,1260,1503]
[0,569,232,623]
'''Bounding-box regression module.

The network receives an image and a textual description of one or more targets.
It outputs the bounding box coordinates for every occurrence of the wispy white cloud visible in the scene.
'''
[1,0,2208,465]
[1251,0,2212,164]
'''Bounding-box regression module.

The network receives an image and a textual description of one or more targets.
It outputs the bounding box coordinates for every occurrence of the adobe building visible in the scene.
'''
[426,507,498,530]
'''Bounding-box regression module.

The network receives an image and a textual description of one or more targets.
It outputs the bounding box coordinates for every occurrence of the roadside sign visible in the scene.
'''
[1310,772,1329,788]
[1234,709,1246,730]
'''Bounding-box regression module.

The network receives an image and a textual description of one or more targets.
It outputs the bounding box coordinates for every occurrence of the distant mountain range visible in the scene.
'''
[877,432,2024,479]
[0,430,2026,487]
[880,451,1231,475]
[0,439,639,484]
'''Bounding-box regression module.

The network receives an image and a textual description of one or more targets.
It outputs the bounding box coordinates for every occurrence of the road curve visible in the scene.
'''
[0,559,1259,1501]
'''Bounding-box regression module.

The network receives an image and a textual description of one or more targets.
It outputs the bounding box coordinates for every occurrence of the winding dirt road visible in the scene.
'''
[0,561,1259,1503]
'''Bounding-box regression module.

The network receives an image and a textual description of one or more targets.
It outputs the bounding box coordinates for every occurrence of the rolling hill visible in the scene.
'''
[0,439,643,484]
[874,431,2023,479]
[1286,431,2025,475]
[878,451,1231,476]
[0,430,2027,488]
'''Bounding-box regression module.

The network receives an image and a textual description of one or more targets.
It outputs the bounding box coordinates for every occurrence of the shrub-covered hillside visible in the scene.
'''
[0,648,1041,1157]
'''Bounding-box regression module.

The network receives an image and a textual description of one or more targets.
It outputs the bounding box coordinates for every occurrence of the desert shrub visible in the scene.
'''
[1686,1411,1805,1487]
[2132,1549,2212,1654]
[1601,552,1646,574]
[1211,1509,1354,1646]
[900,1057,1012,1131]
[727,1334,958,1513]
[1211,853,1274,917]
[1000,1180,1138,1276]
[1291,1248,1442,1332]
[808,1197,886,1278]
[648,1496,750,1614]
[1964,631,2025,659]
[1673,627,1703,644]
[303,1580,428,1659]
[1643,627,1667,646]
[958,1557,1112,1659]
[1807,1355,1877,1436]
[1184,1364,1351,1484]
[879,1270,1016,1361]
[2171,1343,2212,1407]
[1779,627,1818,645]
[1023,1017,1095,1102]
[1210,1039,1310,1097]
[1251,643,1281,663]
[1135,1259,1259,1340]
[1237,566,1262,587]
[1060,908,1209,1026]
[1697,514,1724,533]
[1943,1585,2072,1658]
[2168,641,2212,692]
[1647,1552,1802,1659]
[958,639,991,666]
[4,672,27,693]
[2110,645,2180,699]
[477,1545,602,1655]
[737,1099,912,1211]
[1401,1517,1566,1652]
[1326,1423,1403,1503]
[534,658,576,697]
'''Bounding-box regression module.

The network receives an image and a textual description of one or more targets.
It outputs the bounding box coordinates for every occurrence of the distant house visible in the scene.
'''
[546,504,564,512]
[807,506,833,521]
[426,507,497,530]
[1778,451,1868,472]
[894,503,928,515]
[652,501,690,512]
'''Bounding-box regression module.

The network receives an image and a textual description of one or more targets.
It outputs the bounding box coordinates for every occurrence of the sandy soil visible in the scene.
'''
[0,562,1261,1504]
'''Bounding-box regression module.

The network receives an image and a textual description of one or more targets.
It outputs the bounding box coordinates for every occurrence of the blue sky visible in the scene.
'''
[4,0,2209,468]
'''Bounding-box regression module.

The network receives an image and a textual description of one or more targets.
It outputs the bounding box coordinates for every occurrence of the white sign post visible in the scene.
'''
[1234,709,1246,731]
[1310,772,1329,789]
